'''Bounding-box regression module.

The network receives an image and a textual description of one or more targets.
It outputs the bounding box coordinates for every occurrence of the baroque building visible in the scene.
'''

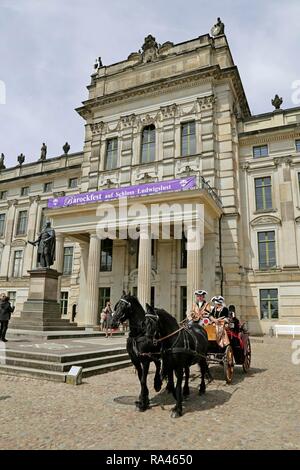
[0,30,300,335]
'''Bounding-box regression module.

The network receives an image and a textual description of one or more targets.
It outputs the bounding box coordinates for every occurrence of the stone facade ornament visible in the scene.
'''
[272,94,283,110]
[40,143,47,160]
[141,34,159,63]
[159,104,177,119]
[63,142,70,155]
[210,17,225,37]
[121,114,136,128]
[197,95,215,111]
[250,215,281,227]
[0,153,5,170]
[94,57,103,69]
[90,121,105,135]
[17,153,25,166]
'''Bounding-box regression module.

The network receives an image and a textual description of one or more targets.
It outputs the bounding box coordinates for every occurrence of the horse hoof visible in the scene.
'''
[199,388,206,396]
[171,410,182,418]
[183,388,190,397]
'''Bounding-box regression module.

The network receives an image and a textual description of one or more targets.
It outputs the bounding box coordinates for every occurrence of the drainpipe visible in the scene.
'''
[219,213,224,297]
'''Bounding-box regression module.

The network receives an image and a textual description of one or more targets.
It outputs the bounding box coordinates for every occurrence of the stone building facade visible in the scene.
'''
[0,31,299,334]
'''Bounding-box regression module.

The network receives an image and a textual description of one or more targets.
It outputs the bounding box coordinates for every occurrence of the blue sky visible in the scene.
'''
[0,0,299,167]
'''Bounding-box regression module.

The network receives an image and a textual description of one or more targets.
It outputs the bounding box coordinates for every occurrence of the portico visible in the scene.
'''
[47,177,222,327]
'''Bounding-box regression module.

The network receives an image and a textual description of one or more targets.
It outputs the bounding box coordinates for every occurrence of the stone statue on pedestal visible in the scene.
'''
[0,153,5,170]
[63,142,70,155]
[40,143,47,160]
[28,221,56,268]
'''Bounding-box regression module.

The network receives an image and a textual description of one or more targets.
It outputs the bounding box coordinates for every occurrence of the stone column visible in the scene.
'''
[77,241,89,325]
[137,229,151,309]
[186,226,202,314]
[54,233,65,301]
[0,199,17,278]
[23,196,40,275]
[84,232,101,327]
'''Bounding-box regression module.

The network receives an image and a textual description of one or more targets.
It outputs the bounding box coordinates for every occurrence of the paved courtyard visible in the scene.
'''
[0,336,299,450]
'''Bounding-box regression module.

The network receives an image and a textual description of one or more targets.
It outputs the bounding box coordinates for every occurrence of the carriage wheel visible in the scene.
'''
[242,337,251,373]
[224,345,234,384]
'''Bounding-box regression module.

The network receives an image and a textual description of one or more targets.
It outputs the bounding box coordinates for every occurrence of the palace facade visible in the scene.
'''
[1,31,300,335]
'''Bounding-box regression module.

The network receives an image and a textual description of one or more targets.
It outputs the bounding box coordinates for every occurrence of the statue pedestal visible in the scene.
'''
[10,269,79,331]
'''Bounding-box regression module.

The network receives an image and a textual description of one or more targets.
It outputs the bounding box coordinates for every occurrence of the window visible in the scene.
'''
[60,292,69,315]
[43,182,53,193]
[105,138,118,170]
[296,139,300,152]
[63,247,73,275]
[181,121,196,156]
[260,289,278,319]
[0,191,7,200]
[180,286,187,321]
[253,145,268,158]
[21,187,29,196]
[100,239,113,271]
[141,125,155,163]
[68,178,78,189]
[258,231,276,269]
[180,234,187,268]
[8,291,16,309]
[13,250,23,277]
[99,287,111,316]
[16,210,28,235]
[0,213,5,237]
[255,177,272,210]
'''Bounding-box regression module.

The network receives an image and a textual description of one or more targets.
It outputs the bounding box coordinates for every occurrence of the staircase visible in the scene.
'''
[0,347,131,382]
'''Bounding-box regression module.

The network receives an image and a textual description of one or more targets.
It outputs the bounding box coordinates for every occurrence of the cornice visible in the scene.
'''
[77,65,250,120]
[239,129,300,146]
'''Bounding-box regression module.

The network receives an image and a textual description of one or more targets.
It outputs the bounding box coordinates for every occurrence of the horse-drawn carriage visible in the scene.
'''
[203,317,251,384]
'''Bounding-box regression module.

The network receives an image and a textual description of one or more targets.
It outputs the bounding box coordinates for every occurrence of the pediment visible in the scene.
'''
[11,238,27,247]
[250,215,281,227]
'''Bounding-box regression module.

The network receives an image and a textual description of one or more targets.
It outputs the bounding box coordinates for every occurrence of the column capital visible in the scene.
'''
[7,199,18,207]
[29,195,40,204]
[55,232,65,242]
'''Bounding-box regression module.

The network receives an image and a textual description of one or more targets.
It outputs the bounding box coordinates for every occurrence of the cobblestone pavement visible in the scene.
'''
[0,337,299,450]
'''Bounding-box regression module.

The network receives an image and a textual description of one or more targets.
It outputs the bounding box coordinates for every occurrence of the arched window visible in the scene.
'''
[141,124,155,163]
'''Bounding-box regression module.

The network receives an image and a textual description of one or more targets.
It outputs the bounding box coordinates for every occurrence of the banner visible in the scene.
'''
[48,176,197,209]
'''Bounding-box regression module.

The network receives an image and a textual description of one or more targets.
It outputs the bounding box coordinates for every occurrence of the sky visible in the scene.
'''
[0,0,299,167]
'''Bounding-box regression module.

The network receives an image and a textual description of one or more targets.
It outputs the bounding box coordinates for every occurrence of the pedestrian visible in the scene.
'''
[0,294,15,342]
[100,308,106,331]
[71,304,77,323]
[104,301,113,338]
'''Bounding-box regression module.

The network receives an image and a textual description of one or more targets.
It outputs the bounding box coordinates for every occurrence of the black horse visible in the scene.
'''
[145,304,209,418]
[111,293,163,412]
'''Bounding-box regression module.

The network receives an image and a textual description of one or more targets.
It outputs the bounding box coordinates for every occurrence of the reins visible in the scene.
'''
[153,326,185,346]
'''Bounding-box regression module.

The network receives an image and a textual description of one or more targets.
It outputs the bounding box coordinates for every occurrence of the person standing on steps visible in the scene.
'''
[0,294,15,342]
[104,301,113,338]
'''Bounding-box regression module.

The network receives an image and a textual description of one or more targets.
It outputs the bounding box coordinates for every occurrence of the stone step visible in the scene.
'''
[0,364,66,382]
[82,359,132,377]
[8,325,82,331]
[1,347,127,363]
[0,352,129,372]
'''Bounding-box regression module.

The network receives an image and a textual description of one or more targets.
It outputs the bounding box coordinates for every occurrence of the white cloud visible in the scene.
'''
[0,0,299,166]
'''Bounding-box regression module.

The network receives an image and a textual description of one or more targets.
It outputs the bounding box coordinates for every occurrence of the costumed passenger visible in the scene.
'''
[187,290,210,327]
[209,296,230,347]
